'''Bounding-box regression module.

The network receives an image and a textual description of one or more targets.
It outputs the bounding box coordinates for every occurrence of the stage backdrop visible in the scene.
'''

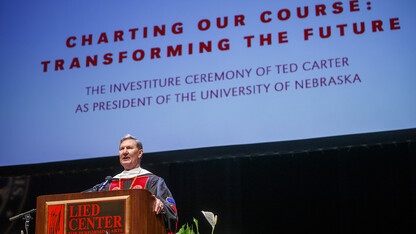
[0,0,415,166]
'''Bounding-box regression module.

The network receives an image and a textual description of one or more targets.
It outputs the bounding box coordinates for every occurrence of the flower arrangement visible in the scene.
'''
[176,211,217,234]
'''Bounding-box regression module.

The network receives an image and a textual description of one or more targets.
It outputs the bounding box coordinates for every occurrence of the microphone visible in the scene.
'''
[97,176,113,191]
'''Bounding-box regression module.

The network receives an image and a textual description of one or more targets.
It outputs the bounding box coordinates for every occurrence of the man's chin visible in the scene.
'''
[121,162,131,168]
[122,163,139,171]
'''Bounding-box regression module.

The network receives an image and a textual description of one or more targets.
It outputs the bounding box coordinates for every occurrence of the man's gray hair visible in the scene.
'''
[120,134,143,150]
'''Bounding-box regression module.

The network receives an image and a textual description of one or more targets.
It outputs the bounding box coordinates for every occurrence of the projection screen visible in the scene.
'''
[0,0,415,166]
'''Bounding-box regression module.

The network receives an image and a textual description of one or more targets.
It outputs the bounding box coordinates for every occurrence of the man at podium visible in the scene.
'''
[98,134,178,233]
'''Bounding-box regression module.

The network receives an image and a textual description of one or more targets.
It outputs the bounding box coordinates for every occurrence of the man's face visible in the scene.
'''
[119,139,143,170]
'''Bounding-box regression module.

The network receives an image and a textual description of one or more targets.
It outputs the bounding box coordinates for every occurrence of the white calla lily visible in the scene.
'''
[201,211,217,234]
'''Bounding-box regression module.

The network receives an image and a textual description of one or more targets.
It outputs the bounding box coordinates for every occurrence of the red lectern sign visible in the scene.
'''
[44,195,130,234]
[36,190,166,234]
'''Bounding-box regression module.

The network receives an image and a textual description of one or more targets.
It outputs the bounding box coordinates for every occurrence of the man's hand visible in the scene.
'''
[153,195,164,215]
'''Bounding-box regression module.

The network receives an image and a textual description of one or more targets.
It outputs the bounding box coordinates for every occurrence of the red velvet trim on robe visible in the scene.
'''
[109,176,150,190]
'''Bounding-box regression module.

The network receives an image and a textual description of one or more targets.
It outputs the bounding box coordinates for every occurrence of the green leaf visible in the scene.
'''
[193,217,200,234]
[177,224,187,234]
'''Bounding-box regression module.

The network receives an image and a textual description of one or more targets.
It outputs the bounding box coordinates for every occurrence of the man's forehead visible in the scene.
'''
[120,139,137,146]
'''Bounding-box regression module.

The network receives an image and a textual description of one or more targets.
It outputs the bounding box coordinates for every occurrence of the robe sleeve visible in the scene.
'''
[145,176,178,233]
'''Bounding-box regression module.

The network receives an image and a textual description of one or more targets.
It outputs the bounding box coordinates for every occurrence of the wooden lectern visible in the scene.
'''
[35,189,166,234]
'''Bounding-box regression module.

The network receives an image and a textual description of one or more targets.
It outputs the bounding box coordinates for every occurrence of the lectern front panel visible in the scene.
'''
[36,190,166,234]
[44,195,130,234]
